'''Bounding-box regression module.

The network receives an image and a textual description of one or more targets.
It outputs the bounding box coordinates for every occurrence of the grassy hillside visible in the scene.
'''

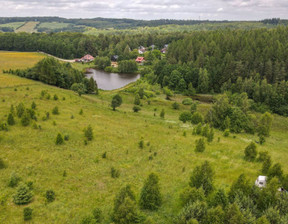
[15,22,39,33]
[0,52,288,223]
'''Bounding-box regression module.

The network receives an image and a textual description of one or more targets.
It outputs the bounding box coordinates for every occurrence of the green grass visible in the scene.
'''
[0,52,288,223]
[15,21,39,33]
[0,22,25,30]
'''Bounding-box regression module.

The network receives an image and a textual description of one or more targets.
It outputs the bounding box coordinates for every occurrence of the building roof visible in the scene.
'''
[81,54,94,60]
[136,57,145,62]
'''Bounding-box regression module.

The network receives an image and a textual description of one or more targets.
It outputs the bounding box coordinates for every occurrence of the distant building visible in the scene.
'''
[135,57,145,64]
[161,44,168,54]
[75,54,95,63]
[138,46,146,54]
[255,176,267,188]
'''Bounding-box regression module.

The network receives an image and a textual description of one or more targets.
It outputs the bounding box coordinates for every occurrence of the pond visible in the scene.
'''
[85,69,140,90]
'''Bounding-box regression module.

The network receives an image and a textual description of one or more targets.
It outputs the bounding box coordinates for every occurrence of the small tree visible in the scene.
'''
[46,190,55,202]
[139,173,162,210]
[257,112,273,137]
[160,109,165,118]
[16,102,25,118]
[207,128,214,142]
[191,112,203,124]
[163,86,173,100]
[21,110,31,126]
[111,94,122,111]
[31,101,36,110]
[13,183,33,205]
[179,112,192,123]
[53,94,59,100]
[8,172,21,187]
[85,125,93,141]
[195,138,205,153]
[23,207,33,221]
[133,106,141,112]
[71,83,86,96]
[268,163,283,179]
[111,167,120,178]
[179,187,205,207]
[190,161,214,195]
[56,133,64,145]
[172,102,180,110]
[52,106,59,115]
[262,157,272,174]
[134,94,141,105]
[244,142,257,161]
[7,113,15,125]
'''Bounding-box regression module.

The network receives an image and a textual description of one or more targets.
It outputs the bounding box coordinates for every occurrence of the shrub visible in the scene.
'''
[139,139,144,149]
[262,157,272,174]
[23,207,33,221]
[182,98,193,105]
[133,106,141,112]
[191,112,203,124]
[53,94,59,100]
[172,102,180,110]
[195,138,205,153]
[16,103,25,118]
[31,101,36,110]
[190,161,214,195]
[195,123,202,135]
[46,190,55,202]
[79,109,83,115]
[7,113,15,125]
[102,152,107,159]
[257,151,270,162]
[111,94,122,111]
[223,129,230,137]
[13,183,33,205]
[56,133,64,145]
[134,94,141,105]
[139,173,162,210]
[64,134,69,141]
[84,125,93,141]
[52,106,59,115]
[190,103,197,113]
[111,167,120,178]
[8,172,21,187]
[176,201,207,224]
[21,110,31,126]
[244,142,257,161]
[179,112,192,123]
[160,109,165,118]
[207,128,214,142]
[179,187,205,207]
[201,125,209,137]
[268,163,283,179]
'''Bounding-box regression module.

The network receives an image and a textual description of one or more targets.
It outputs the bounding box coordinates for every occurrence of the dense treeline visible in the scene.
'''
[152,27,288,115]
[1,16,281,29]
[0,32,183,59]
[4,57,98,94]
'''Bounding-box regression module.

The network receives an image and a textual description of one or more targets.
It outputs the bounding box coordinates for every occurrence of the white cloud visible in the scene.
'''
[0,0,287,20]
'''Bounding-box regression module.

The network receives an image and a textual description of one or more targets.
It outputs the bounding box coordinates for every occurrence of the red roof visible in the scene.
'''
[136,57,145,62]
[81,54,94,60]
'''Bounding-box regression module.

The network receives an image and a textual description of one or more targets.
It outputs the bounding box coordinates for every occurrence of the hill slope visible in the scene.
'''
[0,52,288,223]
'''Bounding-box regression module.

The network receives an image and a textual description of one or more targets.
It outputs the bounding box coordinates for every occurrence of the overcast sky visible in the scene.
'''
[1,0,288,20]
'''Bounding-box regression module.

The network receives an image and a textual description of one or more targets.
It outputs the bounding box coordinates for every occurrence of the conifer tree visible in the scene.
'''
[7,113,15,125]
[244,142,257,161]
[56,133,64,145]
[134,94,141,105]
[85,125,93,141]
[21,110,31,126]
[195,138,205,153]
[13,183,33,205]
[139,173,162,210]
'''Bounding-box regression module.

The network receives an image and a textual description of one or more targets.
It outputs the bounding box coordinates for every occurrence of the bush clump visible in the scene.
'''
[182,98,193,105]
[13,183,33,205]
[23,207,33,221]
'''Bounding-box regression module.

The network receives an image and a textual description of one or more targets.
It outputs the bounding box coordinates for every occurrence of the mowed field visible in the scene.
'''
[0,52,288,223]
[15,21,39,33]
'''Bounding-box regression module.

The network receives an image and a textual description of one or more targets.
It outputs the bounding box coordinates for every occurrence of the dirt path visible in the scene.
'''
[38,52,75,63]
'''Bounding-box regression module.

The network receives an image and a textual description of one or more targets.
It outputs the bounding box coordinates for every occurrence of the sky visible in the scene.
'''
[1,0,288,20]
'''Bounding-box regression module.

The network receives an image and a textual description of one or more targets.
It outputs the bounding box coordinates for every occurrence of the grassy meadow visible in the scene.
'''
[0,52,288,223]
[15,22,39,33]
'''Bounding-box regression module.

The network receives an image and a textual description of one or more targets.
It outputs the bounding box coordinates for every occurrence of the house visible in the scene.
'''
[138,46,146,54]
[255,176,267,188]
[161,48,167,54]
[135,57,145,63]
[81,54,94,62]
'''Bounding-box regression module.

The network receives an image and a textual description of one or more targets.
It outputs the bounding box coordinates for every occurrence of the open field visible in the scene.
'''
[0,22,25,30]
[15,21,39,33]
[37,22,71,30]
[0,52,288,223]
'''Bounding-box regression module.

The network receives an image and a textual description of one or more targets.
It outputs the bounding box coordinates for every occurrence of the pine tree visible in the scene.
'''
[262,157,272,174]
[7,113,15,125]
[56,133,64,145]
[16,102,25,118]
[21,110,31,126]
[139,173,162,210]
[207,128,214,142]
[244,142,257,161]
[23,207,33,221]
[31,101,36,110]
[85,125,93,141]
[160,109,165,118]
[13,183,33,205]
[46,190,56,202]
[134,94,141,105]
[195,138,205,153]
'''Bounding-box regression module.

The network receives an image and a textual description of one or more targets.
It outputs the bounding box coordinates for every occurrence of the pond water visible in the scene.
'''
[85,69,140,90]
